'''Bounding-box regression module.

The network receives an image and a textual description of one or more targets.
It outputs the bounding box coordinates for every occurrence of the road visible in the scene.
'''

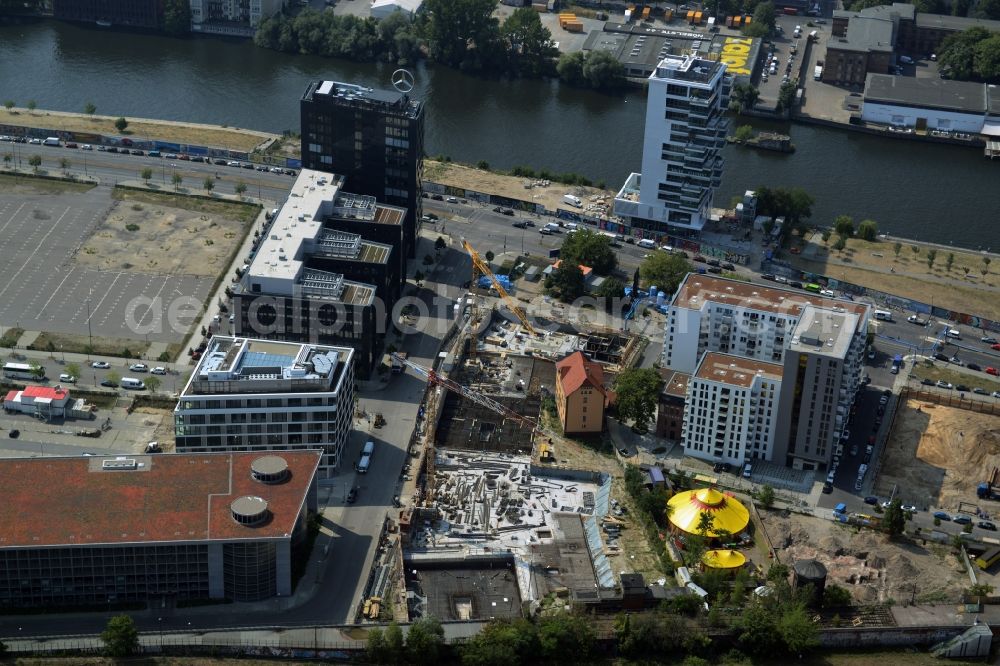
[2,141,295,201]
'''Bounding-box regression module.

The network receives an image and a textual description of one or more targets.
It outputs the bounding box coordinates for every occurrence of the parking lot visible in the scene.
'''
[0,187,212,344]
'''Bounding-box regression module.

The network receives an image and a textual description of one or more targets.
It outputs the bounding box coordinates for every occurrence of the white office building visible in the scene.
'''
[191,0,284,31]
[613,54,728,237]
[682,353,783,466]
[174,336,355,477]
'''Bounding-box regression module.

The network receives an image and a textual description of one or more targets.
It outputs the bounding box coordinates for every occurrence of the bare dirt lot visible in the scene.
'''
[762,509,968,605]
[74,190,252,277]
[875,399,1000,511]
[791,233,1000,319]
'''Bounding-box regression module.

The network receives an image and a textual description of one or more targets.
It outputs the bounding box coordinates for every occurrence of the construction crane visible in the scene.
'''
[461,238,537,335]
[391,352,562,499]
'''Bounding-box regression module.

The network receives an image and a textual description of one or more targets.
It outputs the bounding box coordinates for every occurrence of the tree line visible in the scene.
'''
[938,27,1000,82]
[254,2,625,89]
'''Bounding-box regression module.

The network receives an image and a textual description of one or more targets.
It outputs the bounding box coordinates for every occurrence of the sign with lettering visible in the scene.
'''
[720,36,754,75]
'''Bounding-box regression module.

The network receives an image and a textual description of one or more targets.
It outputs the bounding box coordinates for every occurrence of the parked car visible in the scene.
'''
[936,380,953,389]
[921,378,935,386]
[967,363,982,371]
[512,221,527,229]
[956,384,971,392]
[346,487,357,503]
[979,521,998,531]
[761,273,776,281]
[693,255,706,263]
[129,363,149,372]
[864,496,879,505]
[151,367,167,375]
[91,361,111,369]
[953,514,973,525]
[431,194,443,201]
[722,262,735,270]
[986,367,999,376]
[982,336,998,344]
[101,379,119,388]
[902,504,918,513]
[933,511,952,521]
[974,387,989,395]
[820,289,835,297]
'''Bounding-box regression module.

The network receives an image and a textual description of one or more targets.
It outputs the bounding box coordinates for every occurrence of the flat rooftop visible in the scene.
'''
[0,451,320,548]
[660,369,691,399]
[304,80,423,119]
[864,74,988,114]
[182,336,353,395]
[694,352,783,388]
[788,305,860,359]
[407,562,522,621]
[673,274,869,325]
[652,53,725,86]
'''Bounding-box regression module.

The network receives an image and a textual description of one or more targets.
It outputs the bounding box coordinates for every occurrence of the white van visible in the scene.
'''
[42,137,61,146]
[562,194,582,208]
[121,377,145,390]
[564,222,579,231]
[946,329,962,339]
[58,373,77,383]
[873,309,893,322]
[357,453,371,473]
[362,441,375,458]
[637,239,657,249]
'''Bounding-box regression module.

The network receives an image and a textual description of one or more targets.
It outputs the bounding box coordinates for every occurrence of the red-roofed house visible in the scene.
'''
[4,385,72,418]
[554,351,610,434]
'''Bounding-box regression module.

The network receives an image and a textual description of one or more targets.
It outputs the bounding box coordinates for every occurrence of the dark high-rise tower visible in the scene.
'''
[300,80,423,260]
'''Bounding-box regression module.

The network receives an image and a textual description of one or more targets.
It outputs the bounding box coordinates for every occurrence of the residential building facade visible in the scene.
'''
[190,0,284,34]
[681,353,783,466]
[301,80,424,260]
[174,336,355,476]
[656,369,689,442]
[613,54,728,238]
[0,451,319,609]
[554,351,610,435]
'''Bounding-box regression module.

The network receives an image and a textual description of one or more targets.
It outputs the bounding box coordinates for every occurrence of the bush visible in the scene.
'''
[125,223,140,232]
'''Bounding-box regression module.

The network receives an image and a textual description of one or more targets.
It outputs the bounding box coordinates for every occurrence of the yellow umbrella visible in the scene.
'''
[702,549,747,569]
[667,487,750,537]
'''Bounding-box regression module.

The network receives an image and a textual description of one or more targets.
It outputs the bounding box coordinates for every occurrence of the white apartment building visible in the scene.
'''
[613,54,728,237]
[662,274,871,375]
[682,353,783,466]
[174,336,354,477]
[773,306,866,471]
[191,0,284,30]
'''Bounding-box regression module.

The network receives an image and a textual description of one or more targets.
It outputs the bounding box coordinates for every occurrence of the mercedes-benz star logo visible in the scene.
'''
[391,68,414,94]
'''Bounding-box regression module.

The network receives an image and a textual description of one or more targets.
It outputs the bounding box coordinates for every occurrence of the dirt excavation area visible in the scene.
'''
[875,399,1000,512]
[73,194,249,277]
[762,510,968,605]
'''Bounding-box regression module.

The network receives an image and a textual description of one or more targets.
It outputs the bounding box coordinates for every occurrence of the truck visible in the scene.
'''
[562,194,582,208]
[43,137,61,146]
[814,65,823,80]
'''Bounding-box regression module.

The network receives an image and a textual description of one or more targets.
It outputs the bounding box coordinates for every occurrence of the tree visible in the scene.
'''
[164,0,191,35]
[461,618,539,666]
[946,252,955,271]
[537,612,595,662]
[984,256,992,274]
[501,7,557,77]
[778,605,819,654]
[857,219,878,241]
[84,102,97,116]
[28,361,44,380]
[172,171,183,190]
[114,116,129,132]
[556,51,586,86]
[833,235,847,252]
[141,167,153,184]
[927,248,938,269]
[834,214,855,237]
[548,261,585,302]
[414,270,425,286]
[406,615,445,665]
[2,153,10,168]
[730,83,760,112]
[28,154,41,173]
[101,614,139,657]
[595,276,625,301]
[559,229,617,275]
[3,100,13,112]
[203,177,214,194]
[617,611,685,660]
[894,241,902,258]
[366,626,390,664]
[823,583,854,608]
[640,251,692,293]
[582,50,625,89]
[435,236,447,253]
[882,497,906,537]
[235,181,247,198]
[26,99,36,113]
[738,603,782,656]
[750,1,777,33]
[938,27,993,81]
[421,0,502,71]
[776,81,797,112]
[758,484,776,509]
[612,368,664,432]
[145,376,161,393]
[106,370,121,387]
[734,124,754,142]
[65,362,81,380]
[383,622,405,663]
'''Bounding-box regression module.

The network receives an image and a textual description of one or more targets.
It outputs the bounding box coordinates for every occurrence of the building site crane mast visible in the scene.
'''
[461,239,537,335]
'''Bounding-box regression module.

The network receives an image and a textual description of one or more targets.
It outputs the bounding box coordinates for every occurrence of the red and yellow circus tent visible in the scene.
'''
[667,487,750,537]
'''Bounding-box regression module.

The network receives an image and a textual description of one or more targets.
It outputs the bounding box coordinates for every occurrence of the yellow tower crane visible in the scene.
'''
[461,238,537,335]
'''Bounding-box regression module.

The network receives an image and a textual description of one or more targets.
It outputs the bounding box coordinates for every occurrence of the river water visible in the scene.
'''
[1,19,997,248]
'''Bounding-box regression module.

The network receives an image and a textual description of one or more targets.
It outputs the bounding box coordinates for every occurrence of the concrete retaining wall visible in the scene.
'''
[818,625,967,648]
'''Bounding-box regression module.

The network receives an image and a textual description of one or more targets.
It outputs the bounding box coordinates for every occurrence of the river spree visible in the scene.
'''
[1,19,997,248]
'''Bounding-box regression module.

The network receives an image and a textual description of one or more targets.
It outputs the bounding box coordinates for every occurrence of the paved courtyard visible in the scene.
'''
[0,187,211,343]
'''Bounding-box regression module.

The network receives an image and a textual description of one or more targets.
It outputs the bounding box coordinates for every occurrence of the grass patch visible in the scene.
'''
[911,362,1000,394]
[27,331,151,359]
[0,172,96,194]
[0,327,24,348]
[111,186,261,225]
